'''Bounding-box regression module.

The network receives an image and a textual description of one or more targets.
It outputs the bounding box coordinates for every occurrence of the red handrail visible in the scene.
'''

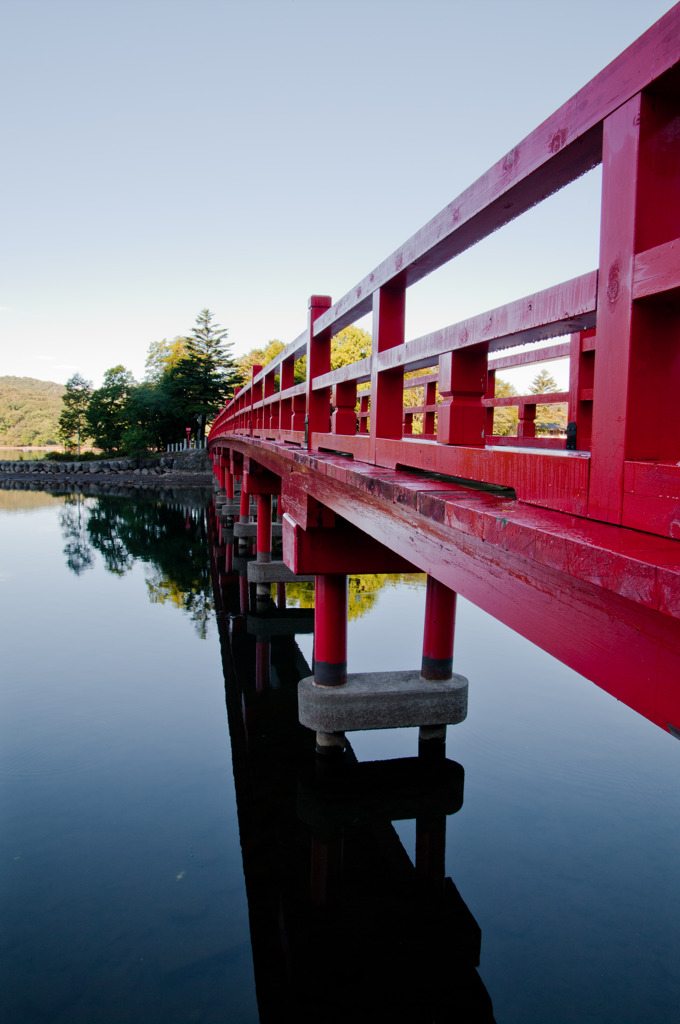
[211,5,680,538]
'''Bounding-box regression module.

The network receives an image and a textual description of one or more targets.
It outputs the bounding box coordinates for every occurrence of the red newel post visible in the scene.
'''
[589,90,680,528]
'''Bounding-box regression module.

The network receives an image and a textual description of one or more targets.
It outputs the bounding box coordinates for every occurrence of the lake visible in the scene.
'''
[1,486,678,1023]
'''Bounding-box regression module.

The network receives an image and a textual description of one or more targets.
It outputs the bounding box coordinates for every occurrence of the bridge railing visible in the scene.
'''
[211,4,680,538]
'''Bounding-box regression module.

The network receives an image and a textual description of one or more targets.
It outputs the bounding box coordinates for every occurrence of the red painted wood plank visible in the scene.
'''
[485,391,569,407]
[487,437,567,449]
[311,5,680,338]
[283,516,416,574]
[374,438,590,514]
[404,373,439,387]
[622,460,680,539]
[312,357,372,390]
[633,238,680,300]
[313,433,371,461]
[488,342,570,371]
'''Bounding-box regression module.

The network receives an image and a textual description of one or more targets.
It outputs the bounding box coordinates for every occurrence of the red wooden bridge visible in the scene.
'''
[209,7,680,746]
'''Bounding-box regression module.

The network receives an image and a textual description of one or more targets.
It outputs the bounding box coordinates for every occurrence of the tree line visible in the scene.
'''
[59,310,565,455]
[59,310,239,454]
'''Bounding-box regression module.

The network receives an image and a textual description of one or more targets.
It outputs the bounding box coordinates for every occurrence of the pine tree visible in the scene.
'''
[186,309,234,374]
[180,310,238,441]
[528,368,565,436]
[529,369,558,394]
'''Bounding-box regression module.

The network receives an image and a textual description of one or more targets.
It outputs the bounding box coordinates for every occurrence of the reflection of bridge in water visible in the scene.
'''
[208,7,680,749]
[207,506,496,1022]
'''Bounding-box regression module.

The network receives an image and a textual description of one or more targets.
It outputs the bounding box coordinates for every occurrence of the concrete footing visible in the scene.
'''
[247,561,314,584]
[247,610,315,636]
[298,670,468,733]
[234,522,283,539]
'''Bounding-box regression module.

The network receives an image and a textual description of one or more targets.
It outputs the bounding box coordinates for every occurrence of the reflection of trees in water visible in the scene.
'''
[58,494,214,636]
[144,568,214,640]
[59,494,96,576]
[285,572,426,620]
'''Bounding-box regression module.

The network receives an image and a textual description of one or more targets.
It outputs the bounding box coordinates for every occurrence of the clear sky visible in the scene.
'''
[1,0,674,392]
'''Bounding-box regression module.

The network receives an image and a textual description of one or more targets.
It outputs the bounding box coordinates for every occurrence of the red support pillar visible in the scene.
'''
[421,576,456,681]
[314,575,348,686]
[420,576,456,755]
[225,468,234,500]
[239,488,249,523]
[256,494,272,563]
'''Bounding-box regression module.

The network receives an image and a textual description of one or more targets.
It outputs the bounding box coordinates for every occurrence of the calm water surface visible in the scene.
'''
[1,488,678,1022]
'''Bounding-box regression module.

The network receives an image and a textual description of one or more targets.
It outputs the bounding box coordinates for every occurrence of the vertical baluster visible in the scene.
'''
[307,295,333,448]
[370,285,405,462]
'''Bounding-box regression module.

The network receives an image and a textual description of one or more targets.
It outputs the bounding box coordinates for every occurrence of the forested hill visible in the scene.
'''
[0,376,65,446]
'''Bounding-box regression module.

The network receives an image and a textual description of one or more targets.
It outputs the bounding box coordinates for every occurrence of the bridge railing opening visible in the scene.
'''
[210,5,680,538]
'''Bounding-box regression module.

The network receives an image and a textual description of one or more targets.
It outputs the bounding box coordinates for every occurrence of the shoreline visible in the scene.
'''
[0,451,214,493]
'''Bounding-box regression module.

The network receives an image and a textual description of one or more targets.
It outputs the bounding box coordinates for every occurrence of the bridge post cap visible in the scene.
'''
[308,295,332,309]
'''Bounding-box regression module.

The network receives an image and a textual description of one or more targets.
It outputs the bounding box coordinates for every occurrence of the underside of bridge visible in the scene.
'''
[209,438,680,740]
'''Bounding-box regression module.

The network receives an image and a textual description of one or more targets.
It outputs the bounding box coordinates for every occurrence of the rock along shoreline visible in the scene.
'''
[0,449,214,493]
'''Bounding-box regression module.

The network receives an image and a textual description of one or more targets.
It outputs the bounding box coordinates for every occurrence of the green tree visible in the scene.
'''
[86,366,137,453]
[236,340,286,386]
[529,369,558,394]
[331,326,371,369]
[528,367,567,435]
[144,336,191,382]
[235,326,373,389]
[58,373,93,454]
[179,309,238,441]
[492,376,519,436]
